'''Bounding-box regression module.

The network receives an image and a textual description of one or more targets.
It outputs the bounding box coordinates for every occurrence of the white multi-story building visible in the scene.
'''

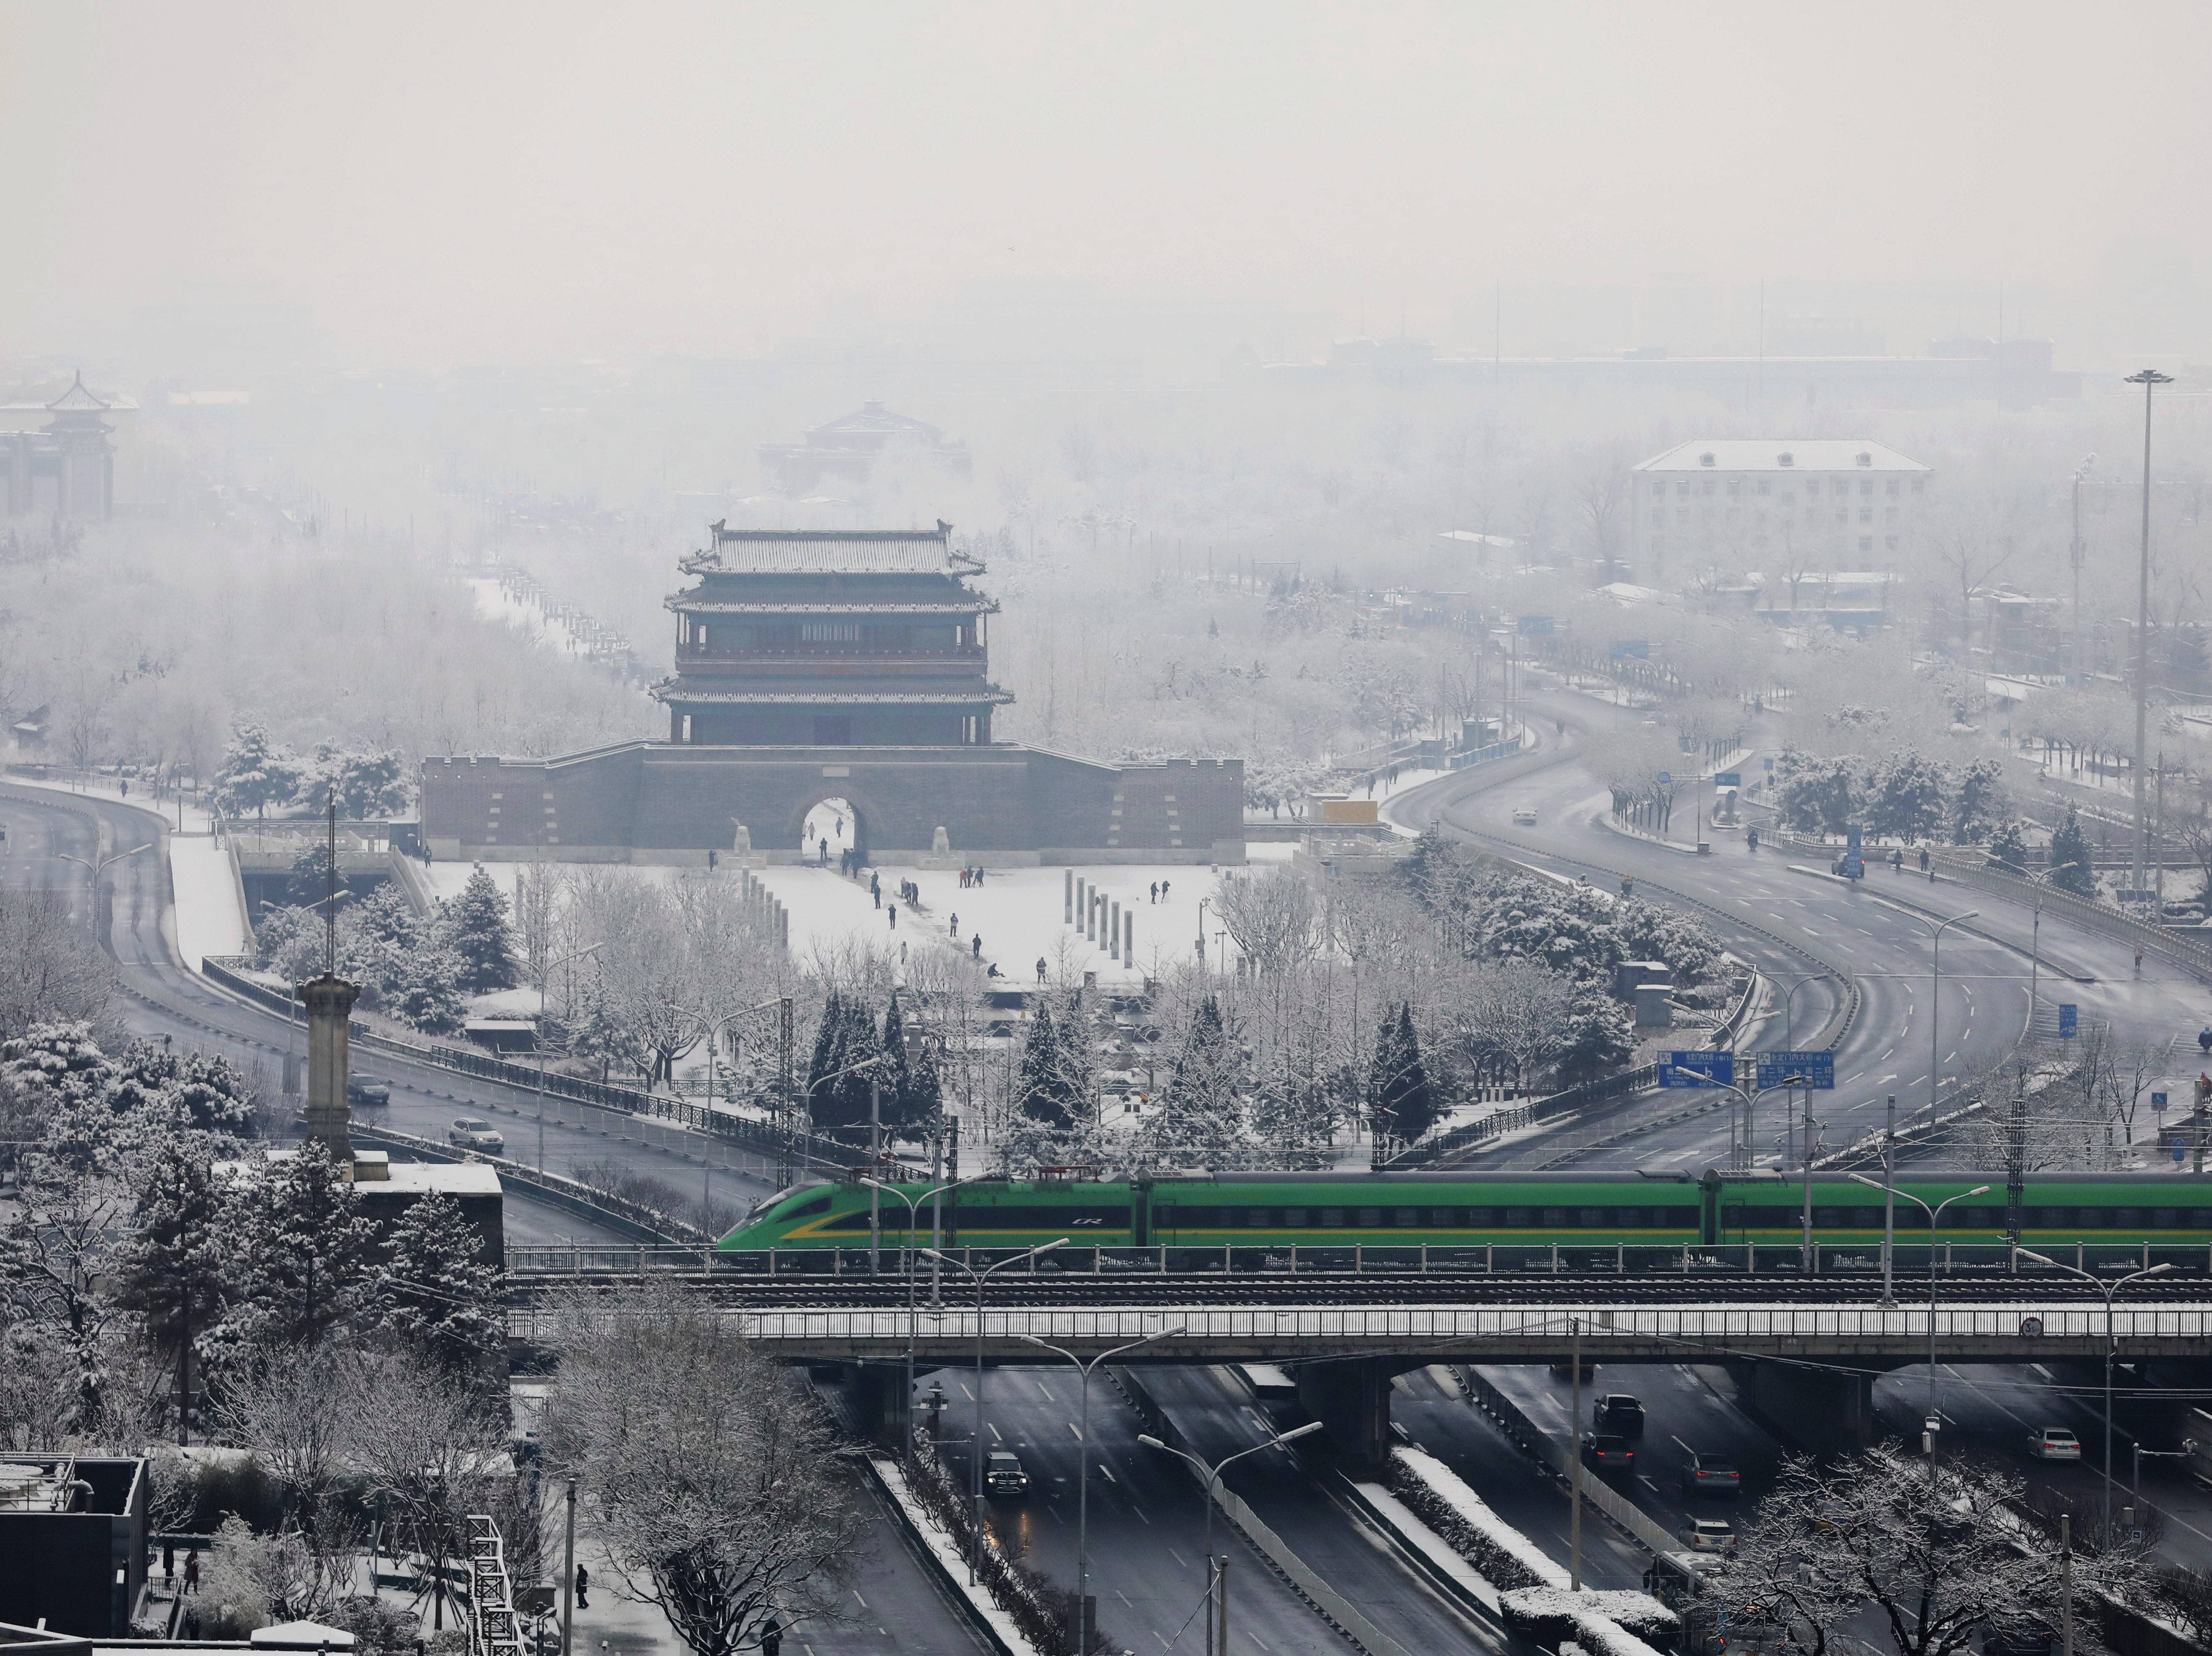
[1628,438,1932,583]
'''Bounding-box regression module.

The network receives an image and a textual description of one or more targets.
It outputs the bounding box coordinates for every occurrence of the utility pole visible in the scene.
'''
[2126,369,2173,907]
[1568,1316,1584,1589]
[560,1481,577,1656]
[777,995,795,1189]
[2070,457,2094,682]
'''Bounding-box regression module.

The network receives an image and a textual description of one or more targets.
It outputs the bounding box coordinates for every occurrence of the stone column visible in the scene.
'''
[1064,868,1075,923]
[1110,900,1121,962]
[299,972,360,1167]
[1295,1359,1395,1475]
[1124,910,1135,965]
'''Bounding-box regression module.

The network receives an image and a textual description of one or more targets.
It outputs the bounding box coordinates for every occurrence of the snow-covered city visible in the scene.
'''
[6,8,2212,1656]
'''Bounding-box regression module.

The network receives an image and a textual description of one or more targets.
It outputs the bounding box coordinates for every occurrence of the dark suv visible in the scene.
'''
[1581,1432,1635,1472]
[985,1452,1030,1498]
[1592,1394,1645,1438]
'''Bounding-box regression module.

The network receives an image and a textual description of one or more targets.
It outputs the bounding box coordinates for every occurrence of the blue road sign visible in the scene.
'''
[1714,772,1741,787]
[2155,1091,2169,1113]
[1610,639,1649,660]
[1656,770,1672,785]
[1763,756,1775,771]
[1757,1051,1835,1090]
[1659,1050,1735,1088]
[2058,1003,2078,1038]
[1517,615,1555,636]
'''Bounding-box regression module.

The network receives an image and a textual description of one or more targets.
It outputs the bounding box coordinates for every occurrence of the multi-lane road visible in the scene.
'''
[1389,680,2212,1173]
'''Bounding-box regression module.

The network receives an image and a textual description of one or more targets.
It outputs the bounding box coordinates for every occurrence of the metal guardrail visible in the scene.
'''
[1386,1063,1661,1169]
[198,955,870,1171]
[349,1122,700,1243]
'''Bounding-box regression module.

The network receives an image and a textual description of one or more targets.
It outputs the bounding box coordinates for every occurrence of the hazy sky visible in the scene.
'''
[4,0,2207,367]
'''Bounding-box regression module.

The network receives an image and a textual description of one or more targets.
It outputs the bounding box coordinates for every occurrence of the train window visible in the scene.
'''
[1321,1209,1346,1228]
[1505,1208,1532,1227]
[1815,1208,1843,1227]
[1577,1208,1605,1228]
[1429,1208,1459,1228]
[1543,1208,1568,1228]
[1464,1208,1492,1227]
[1613,1208,1642,1229]
[2194,1211,2212,1228]
[1851,1207,1882,1228]
[1358,1209,1384,1228]
[2115,1209,2141,1229]
[1395,1208,1421,1227]
[2034,1208,2070,1228]
[785,1195,833,1220]
[1723,1204,1745,1228]
[1283,1209,1307,1228]
[1243,1208,1272,1227]
[2155,1209,2180,1229]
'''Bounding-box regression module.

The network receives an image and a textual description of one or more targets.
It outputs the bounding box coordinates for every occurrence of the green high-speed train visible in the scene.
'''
[721,1169,2212,1253]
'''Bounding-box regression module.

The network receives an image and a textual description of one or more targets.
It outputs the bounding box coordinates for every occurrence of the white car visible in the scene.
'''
[2027,1428,2082,1462]
[447,1116,505,1152]
[1684,1518,1736,1552]
[1512,806,1539,825]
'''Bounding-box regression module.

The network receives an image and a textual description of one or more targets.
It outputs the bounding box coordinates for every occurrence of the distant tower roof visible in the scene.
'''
[46,371,116,413]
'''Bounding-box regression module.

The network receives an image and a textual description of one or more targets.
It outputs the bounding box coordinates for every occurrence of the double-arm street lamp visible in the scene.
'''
[1849,1175,1990,1484]
[808,1053,896,1267]
[861,1174,992,1454]
[1137,1422,1324,1656]
[2017,1251,2174,1539]
[920,1239,1070,1582]
[54,839,153,943]
[1019,1327,1187,1656]
[1898,910,1980,1117]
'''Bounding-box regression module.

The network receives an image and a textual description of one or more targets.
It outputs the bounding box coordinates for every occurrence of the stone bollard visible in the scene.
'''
[1064,868,1074,923]
[1110,900,1121,962]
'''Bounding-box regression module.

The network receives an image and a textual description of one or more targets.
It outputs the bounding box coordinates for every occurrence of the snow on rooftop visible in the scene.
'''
[1633,439,1929,473]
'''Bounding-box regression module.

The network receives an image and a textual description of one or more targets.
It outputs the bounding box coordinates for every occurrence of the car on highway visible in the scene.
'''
[1511,806,1539,825]
[1680,1452,1741,1496]
[447,1117,505,1152]
[348,1077,392,1108]
[985,1452,1030,1497]
[2027,1427,2083,1462]
[1683,1517,1736,1552]
[1581,1432,1635,1472]
[1593,1394,1646,1437]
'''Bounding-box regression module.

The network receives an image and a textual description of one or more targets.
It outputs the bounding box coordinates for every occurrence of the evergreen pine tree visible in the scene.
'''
[115,1140,224,1424]
[379,1191,505,1384]
[906,1035,944,1129]
[213,724,302,821]
[2048,804,2098,896]
[1985,819,2030,875]
[1366,1003,1436,1150]
[210,1141,383,1358]
[443,866,518,993]
[1017,1001,1079,1129]
[1144,996,1247,1166]
[881,997,915,1130]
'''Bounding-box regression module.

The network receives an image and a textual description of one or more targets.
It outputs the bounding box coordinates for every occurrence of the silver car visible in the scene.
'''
[448,1116,505,1152]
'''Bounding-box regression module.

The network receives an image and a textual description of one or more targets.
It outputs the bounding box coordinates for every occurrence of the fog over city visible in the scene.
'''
[7,7,2212,1656]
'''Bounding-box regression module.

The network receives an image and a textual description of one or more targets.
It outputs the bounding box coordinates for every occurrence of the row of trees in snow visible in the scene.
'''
[978,834,1726,1170]
[214,724,411,820]
[1772,747,2011,844]
[255,862,518,1034]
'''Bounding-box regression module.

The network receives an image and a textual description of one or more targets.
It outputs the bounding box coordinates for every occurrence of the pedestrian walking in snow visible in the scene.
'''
[1035,958,1046,983]
[972,934,982,959]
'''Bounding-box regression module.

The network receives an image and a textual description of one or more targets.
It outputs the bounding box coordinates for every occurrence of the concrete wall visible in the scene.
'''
[424,742,1245,865]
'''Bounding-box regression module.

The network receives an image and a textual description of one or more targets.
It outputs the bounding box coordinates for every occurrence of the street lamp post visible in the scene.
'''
[2023,863,2083,1022]
[53,839,153,944]
[808,1052,894,1263]
[2125,369,2173,906]
[1137,1421,1324,1656]
[1896,910,1979,1117]
[920,1240,1070,1583]
[1766,971,1832,1165]
[535,942,605,1174]
[1018,1327,1187,1656]
[2018,1251,2174,1539]
[862,1175,991,1456]
[1850,1176,1991,1487]
[2071,456,2095,684]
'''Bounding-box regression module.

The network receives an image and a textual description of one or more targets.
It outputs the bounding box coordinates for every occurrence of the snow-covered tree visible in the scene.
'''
[2049,803,2098,895]
[1139,995,1248,1168]
[115,1140,224,1431]
[1366,1003,1436,1149]
[314,747,410,820]
[377,1192,503,1384]
[0,890,114,1042]
[1868,750,1950,843]
[442,865,517,994]
[1985,818,2031,874]
[209,1142,383,1360]
[214,724,303,821]
[1715,1447,2141,1656]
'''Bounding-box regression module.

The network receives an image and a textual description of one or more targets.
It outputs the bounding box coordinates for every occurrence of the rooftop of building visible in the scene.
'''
[1633,439,1930,474]
[682,522,985,577]
[798,400,957,445]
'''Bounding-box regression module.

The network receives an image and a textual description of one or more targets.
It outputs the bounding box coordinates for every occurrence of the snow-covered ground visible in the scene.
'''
[171,833,251,968]
[468,576,596,659]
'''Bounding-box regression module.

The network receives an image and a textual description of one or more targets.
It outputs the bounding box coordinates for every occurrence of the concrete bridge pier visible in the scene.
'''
[848,1363,913,1447]
[1295,1358,1395,1473]
[1734,1360,1883,1454]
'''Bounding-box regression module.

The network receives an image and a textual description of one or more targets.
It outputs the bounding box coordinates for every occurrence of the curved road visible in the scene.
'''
[1388,679,2208,1173]
[0,783,785,1243]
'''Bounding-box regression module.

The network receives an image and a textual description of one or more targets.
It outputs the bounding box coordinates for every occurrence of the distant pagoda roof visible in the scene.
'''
[663,595,1000,616]
[682,521,986,578]
[650,679,1014,707]
[803,401,948,444]
[47,371,115,412]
